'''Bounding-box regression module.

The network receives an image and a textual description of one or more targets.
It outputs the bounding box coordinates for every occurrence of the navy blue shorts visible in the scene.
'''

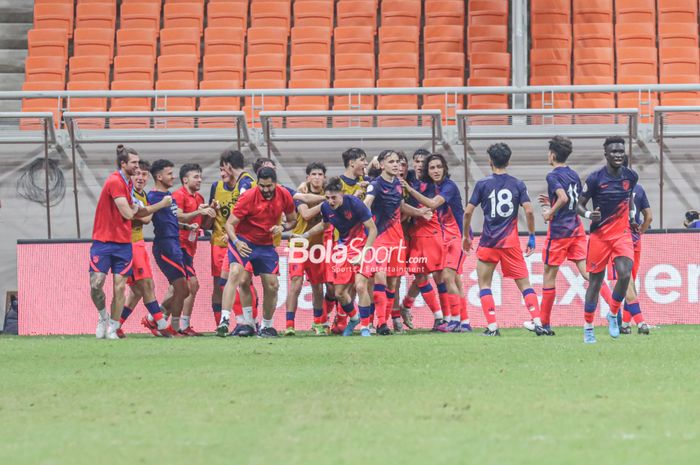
[153,240,187,283]
[89,241,133,276]
[227,237,279,276]
[181,249,196,278]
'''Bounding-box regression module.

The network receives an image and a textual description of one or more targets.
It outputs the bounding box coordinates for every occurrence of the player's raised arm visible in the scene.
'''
[400,201,433,220]
[293,192,325,205]
[298,202,322,222]
[401,179,445,210]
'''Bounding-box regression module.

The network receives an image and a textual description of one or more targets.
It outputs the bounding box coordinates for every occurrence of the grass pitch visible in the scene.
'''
[1,326,700,465]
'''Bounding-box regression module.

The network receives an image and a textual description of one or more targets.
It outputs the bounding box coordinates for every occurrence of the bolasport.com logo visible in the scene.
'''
[286,237,427,269]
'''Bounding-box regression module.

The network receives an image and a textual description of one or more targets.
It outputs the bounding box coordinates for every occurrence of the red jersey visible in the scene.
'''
[92,170,133,243]
[173,186,204,256]
[232,185,295,245]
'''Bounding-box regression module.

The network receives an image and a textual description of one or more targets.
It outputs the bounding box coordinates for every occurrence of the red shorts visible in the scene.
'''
[587,233,634,274]
[332,257,358,285]
[408,235,443,275]
[607,239,642,280]
[211,244,229,278]
[128,240,153,285]
[288,249,326,285]
[477,246,529,279]
[443,237,465,272]
[542,235,587,266]
[362,232,406,277]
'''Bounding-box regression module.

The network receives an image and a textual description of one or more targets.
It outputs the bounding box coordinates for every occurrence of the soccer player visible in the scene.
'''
[210,150,256,326]
[300,177,377,336]
[147,159,194,333]
[364,150,433,336]
[286,162,328,336]
[403,153,471,332]
[172,163,216,336]
[90,145,171,339]
[116,160,174,338]
[217,167,298,338]
[577,136,639,343]
[462,143,549,337]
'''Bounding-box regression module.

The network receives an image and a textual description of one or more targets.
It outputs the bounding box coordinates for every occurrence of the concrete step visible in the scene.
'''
[0,0,34,23]
[0,49,27,73]
[0,100,21,112]
[0,72,25,91]
[0,23,31,49]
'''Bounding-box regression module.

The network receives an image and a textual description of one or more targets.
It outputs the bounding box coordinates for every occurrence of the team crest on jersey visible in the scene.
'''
[92,256,99,264]
[622,180,630,191]
[344,210,353,220]
[396,184,403,193]
[419,182,427,191]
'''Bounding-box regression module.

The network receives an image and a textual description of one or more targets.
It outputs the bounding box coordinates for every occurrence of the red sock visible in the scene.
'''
[460,296,469,322]
[374,287,388,326]
[584,311,595,324]
[233,290,243,316]
[609,291,624,316]
[479,290,497,325]
[540,288,556,326]
[449,294,461,319]
[633,313,645,325]
[523,289,541,320]
[402,295,415,309]
[438,291,450,316]
[600,281,614,307]
[323,297,335,322]
[214,312,221,325]
[251,284,259,319]
[622,309,632,323]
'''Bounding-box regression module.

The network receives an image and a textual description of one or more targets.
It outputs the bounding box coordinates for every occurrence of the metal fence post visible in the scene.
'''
[43,118,52,239]
[69,119,81,238]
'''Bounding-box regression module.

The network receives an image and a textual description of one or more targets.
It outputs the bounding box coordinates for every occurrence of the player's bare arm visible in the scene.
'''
[401,179,445,210]
[298,203,322,222]
[523,201,536,256]
[297,220,327,239]
[543,188,568,223]
[350,218,377,266]
[225,213,252,257]
[399,201,433,220]
[293,192,325,205]
[462,204,476,252]
[640,207,653,234]
[576,193,601,222]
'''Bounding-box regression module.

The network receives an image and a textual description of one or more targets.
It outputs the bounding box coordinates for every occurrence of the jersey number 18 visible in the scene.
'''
[488,189,514,218]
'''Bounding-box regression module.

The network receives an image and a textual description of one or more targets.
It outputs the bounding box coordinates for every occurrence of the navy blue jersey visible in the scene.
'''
[366,176,403,236]
[581,166,638,237]
[147,190,180,241]
[321,195,372,246]
[469,173,530,248]
[434,178,464,236]
[546,166,585,239]
[630,183,650,243]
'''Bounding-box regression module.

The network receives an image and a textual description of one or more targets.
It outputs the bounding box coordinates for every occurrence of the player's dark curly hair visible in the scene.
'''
[256,166,277,182]
[306,162,327,175]
[420,153,449,183]
[325,177,343,193]
[487,143,512,169]
[253,157,275,176]
[138,160,151,171]
[413,148,430,160]
[341,147,367,168]
[220,149,245,169]
[180,163,202,183]
[604,136,626,149]
[549,136,573,163]
[150,159,174,177]
[116,144,138,168]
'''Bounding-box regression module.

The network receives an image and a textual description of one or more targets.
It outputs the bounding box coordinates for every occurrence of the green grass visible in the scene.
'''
[2,327,700,465]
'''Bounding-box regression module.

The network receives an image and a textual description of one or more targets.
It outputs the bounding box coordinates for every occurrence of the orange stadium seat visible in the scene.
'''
[21,81,63,130]
[158,54,199,81]
[247,27,288,55]
[530,0,570,25]
[207,1,248,30]
[66,81,108,129]
[469,25,509,54]
[573,0,613,24]
[286,79,330,128]
[291,27,332,55]
[615,23,656,49]
[379,53,419,80]
[660,47,700,78]
[27,29,68,64]
[468,1,509,26]
[657,0,698,25]
[114,55,155,82]
[422,77,465,124]
[110,80,153,129]
[246,54,287,81]
[660,75,700,108]
[205,27,245,56]
[164,2,204,36]
[659,23,699,49]
[337,1,377,31]
[243,79,286,128]
[379,26,420,54]
[25,56,66,84]
[467,77,510,108]
[531,23,571,51]
[76,3,117,31]
[199,80,242,128]
[335,53,376,80]
[469,52,510,79]
[376,77,419,127]
[334,26,375,54]
[250,1,291,30]
[617,47,658,78]
[574,75,615,103]
[573,23,614,49]
[332,77,375,127]
[530,48,571,77]
[574,47,614,79]
[424,0,465,26]
[424,52,465,79]
[424,25,464,54]
[381,0,421,29]
[529,76,572,116]
[155,79,198,128]
[73,28,115,62]
[34,3,74,38]
[120,2,161,34]
[160,27,201,60]
[69,55,110,83]
[617,74,658,122]
[117,28,157,58]
[204,54,244,82]
[290,54,331,81]
[615,0,656,24]
[294,1,334,29]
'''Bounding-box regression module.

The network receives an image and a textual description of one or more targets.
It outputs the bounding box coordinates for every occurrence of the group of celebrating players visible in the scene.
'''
[88,135,652,343]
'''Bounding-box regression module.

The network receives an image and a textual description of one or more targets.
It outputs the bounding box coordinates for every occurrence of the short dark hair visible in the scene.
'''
[180,163,202,183]
[253,157,275,176]
[341,147,367,168]
[138,160,151,171]
[397,151,408,164]
[487,143,512,169]
[604,136,626,149]
[150,159,174,177]
[420,153,450,182]
[378,149,398,163]
[549,136,573,163]
[413,148,430,160]
[116,144,138,168]
[306,162,327,175]
[256,166,277,182]
[325,177,343,192]
[220,149,245,169]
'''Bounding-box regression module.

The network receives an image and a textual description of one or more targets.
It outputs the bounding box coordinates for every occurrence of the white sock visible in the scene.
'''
[533,317,542,326]
[637,322,646,328]
[621,322,631,328]
[98,308,108,320]
[221,309,232,322]
[584,322,594,330]
[487,322,498,331]
[243,306,254,325]
[262,318,273,328]
[461,319,470,325]
[350,313,359,322]
[171,317,180,331]
[109,319,119,332]
[181,315,190,330]
[235,314,245,325]
[147,313,155,322]
[156,318,168,330]
[433,311,444,320]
